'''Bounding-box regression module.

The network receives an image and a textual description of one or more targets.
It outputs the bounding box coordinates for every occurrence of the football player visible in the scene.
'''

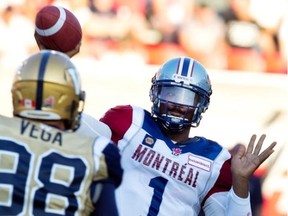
[100,56,277,215]
[0,50,123,215]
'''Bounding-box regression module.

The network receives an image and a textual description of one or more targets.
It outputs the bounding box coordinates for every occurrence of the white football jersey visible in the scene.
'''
[100,105,251,216]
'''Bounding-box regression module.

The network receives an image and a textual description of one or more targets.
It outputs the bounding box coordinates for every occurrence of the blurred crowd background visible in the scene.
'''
[0,0,287,74]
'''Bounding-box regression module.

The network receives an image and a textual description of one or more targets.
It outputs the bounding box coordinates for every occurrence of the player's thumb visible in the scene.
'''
[234,144,246,159]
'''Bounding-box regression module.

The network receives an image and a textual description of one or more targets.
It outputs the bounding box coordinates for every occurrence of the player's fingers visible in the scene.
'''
[253,134,266,155]
[246,134,256,154]
[258,141,277,163]
[234,144,246,159]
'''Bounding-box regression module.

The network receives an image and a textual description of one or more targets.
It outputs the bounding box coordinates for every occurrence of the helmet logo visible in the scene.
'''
[21,99,35,108]
[173,74,191,85]
[43,96,55,108]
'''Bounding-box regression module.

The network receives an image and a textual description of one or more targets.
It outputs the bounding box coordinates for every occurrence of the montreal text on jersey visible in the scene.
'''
[132,144,199,187]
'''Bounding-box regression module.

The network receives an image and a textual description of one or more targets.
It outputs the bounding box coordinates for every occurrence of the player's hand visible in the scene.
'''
[65,42,81,58]
[37,39,81,58]
[231,134,277,197]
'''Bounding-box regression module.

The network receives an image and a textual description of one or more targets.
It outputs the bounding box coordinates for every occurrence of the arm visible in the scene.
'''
[227,134,276,215]
[90,137,123,216]
[100,105,133,144]
[203,134,276,215]
[203,190,251,216]
[90,182,119,216]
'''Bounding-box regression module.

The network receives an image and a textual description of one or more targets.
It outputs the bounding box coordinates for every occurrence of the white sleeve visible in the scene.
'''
[203,188,251,216]
[226,188,251,216]
[78,113,112,138]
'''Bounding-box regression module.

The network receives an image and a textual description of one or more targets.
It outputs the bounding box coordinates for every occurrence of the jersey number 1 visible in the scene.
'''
[148,176,168,216]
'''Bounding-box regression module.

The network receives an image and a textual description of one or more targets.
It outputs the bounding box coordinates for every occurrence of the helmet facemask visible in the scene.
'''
[150,83,209,132]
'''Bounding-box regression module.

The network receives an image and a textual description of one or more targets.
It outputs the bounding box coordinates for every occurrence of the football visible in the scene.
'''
[34,5,82,53]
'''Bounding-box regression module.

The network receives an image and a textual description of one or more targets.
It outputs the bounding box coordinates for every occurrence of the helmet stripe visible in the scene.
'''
[36,51,51,110]
[181,58,190,77]
[188,59,195,78]
[176,58,195,78]
[176,58,182,75]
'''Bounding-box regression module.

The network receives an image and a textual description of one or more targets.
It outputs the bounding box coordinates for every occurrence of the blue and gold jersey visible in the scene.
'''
[0,115,122,215]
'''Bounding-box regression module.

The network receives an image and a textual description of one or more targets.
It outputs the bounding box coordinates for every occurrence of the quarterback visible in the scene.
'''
[100,57,276,215]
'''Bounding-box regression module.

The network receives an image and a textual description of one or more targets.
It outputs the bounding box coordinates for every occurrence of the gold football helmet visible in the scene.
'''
[11,50,85,131]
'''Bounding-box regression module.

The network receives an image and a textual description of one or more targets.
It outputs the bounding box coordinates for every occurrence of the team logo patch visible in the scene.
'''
[142,134,155,146]
[44,96,55,108]
[187,154,211,172]
[172,148,182,156]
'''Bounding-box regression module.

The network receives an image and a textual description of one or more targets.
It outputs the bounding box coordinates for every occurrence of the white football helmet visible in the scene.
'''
[11,50,85,131]
[150,57,212,132]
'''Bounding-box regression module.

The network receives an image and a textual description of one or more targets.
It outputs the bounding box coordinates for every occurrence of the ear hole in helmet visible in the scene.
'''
[65,100,78,131]
[68,91,85,131]
[149,84,157,103]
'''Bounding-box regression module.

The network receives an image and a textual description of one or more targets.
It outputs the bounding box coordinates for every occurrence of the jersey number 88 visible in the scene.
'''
[0,138,88,215]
